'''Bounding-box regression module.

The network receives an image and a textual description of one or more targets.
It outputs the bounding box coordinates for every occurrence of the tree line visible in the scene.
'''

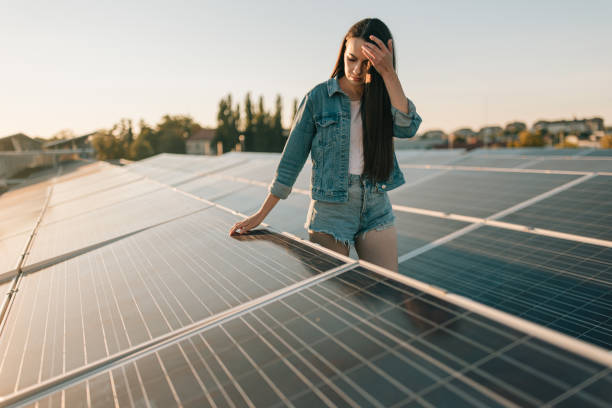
[91,93,297,161]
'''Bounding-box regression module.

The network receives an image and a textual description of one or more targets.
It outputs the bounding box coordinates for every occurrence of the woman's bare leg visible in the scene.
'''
[355,226,398,272]
[309,231,350,256]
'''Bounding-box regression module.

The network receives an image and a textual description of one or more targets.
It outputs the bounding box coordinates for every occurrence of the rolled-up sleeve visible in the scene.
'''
[391,98,422,139]
[269,94,315,199]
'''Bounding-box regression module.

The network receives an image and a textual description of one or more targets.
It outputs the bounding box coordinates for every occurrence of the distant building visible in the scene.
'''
[478,126,503,142]
[0,133,43,151]
[532,117,604,136]
[186,128,216,155]
[43,133,94,151]
[420,130,447,139]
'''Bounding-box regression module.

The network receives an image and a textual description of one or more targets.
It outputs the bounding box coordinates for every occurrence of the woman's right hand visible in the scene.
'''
[229,212,265,236]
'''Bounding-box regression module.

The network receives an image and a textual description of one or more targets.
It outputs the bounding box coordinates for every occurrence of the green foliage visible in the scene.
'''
[90,92,289,160]
[129,137,154,160]
[513,130,546,147]
[91,131,125,160]
[214,94,241,153]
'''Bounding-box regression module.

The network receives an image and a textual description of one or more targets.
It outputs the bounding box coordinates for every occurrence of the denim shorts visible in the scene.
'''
[305,174,396,246]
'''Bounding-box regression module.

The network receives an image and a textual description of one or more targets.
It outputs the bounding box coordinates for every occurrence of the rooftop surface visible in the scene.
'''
[0,148,611,407]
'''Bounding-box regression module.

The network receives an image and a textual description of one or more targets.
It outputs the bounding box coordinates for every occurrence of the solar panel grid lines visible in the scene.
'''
[0,207,351,398]
[364,261,612,369]
[480,173,595,221]
[393,205,483,224]
[0,262,359,408]
[12,266,612,408]
[23,188,212,268]
[499,175,612,242]
[398,223,484,265]
[397,227,612,349]
[483,220,612,250]
[393,204,612,251]
[399,163,592,176]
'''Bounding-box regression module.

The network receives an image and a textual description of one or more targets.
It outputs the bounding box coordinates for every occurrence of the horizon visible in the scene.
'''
[1,0,611,139]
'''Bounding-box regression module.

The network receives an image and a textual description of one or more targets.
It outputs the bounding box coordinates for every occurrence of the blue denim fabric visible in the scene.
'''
[269,77,422,202]
[305,174,395,246]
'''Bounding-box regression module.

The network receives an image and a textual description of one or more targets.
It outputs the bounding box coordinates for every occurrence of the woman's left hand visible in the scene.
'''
[361,35,394,77]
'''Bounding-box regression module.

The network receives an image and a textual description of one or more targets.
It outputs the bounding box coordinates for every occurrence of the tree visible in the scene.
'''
[91,130,125,160]
[270,94,285,152]
[110,118,134,154]
[515,130,545,147]
[214,94,241,153]
[129,137,154,160]
[243,93,255,151]
[155,115,200,154]
[291,98,298,124]
[49,129,75,141]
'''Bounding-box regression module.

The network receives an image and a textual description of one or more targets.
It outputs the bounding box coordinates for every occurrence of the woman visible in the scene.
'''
[229,18,421,272]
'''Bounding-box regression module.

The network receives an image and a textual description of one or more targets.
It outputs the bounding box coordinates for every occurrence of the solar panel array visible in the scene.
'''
[0,147,611,407]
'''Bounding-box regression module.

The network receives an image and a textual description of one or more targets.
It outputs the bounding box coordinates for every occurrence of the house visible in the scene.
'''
[0,133,43,151]
[186,128,216,155]
[532,117,604,136]
[43,133,95,151]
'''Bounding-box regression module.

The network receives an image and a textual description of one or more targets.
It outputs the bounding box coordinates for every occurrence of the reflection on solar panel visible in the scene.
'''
[1,147,611,407]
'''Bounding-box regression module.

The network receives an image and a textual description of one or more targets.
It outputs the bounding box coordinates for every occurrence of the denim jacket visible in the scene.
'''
[269,77,422,202]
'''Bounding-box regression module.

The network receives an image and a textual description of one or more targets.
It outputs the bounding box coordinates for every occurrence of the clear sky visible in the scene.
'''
[1,0,611,138]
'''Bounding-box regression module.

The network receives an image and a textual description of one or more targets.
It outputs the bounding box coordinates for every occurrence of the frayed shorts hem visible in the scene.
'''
[307,220,395,248]
[307,228,354,247]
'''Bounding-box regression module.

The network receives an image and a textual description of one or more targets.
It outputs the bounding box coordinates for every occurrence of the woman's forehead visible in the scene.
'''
[345,37,367,53]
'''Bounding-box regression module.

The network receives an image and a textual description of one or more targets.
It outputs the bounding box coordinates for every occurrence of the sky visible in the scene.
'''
[1,0,611,138]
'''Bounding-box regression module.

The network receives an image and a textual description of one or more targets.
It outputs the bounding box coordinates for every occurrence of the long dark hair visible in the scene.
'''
[331,18,395,183]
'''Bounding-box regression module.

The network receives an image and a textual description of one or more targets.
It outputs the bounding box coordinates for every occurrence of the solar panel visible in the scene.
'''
[584,150,612,157]
[389,171,579,218]
[450,156,535,168]
[0,232,30,276]
[3,152,612,408]
[178,175,249,200]
[50,167,142,206]
[0,211,40,240]
[0,207,348,396]
[10,266,611,407]
[24,188,210,269]
[396,150,464,165]
[395,211,470,256]
[500,175,612,241]
[42,180,163,226]
[525,159,612,172]
[398,226,612,349]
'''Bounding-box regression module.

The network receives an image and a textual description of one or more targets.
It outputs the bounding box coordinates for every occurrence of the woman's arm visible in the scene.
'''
[362,36,422,138]
[362,36,408,113]
[229,192,280,235]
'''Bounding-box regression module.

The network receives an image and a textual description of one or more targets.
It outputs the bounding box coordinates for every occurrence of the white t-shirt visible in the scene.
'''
[349,100,364,175]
